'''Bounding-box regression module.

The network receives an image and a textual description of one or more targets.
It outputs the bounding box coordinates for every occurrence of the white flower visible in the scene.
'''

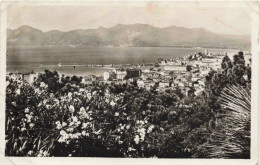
[35,88,41,94]
[54,99,60,104]
[29,123,35,128]
[71,116,78,122]
[147,125,154,133]
[87,93,92,100]
[81,131,86,136]
[71,134,77,139]
[24,108,29,113]
[46,104,51,109]
[16,89,21,95]
[58,136,67,143]
[140,120,145,125]
[25,114,33,120]
[37,102,42,107]
[68,92,72,98]
[110,101,116,106]
[69,105,75,113]
[134,135,140,144]
[140,128,146,134]
[80,107,85,112]
[56,124,62,129]
[82,123,88,129]
[126,125,130,129]
[66,128,74,133]
[55,121,61,125]
[21,127,26,131]
[62,122,67,127]
[128,147,136,151]
[40,82,45,88]
[114,112,119,116]
[60,130,67,136]
[69,122,74,126]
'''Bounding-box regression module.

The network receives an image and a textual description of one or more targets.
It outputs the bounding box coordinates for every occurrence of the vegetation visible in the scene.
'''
[201,51,251,158]
[5,51,251,158]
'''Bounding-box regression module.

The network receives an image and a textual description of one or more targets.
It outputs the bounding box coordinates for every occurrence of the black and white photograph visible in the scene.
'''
[1,0,259,163]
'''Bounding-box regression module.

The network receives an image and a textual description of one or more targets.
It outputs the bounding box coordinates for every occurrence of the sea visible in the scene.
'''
[7,46,240,76]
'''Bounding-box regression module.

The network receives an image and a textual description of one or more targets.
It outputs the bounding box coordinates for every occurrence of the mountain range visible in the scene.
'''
[7,24,250,49]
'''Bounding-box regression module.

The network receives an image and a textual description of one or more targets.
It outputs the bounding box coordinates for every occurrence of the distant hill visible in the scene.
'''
[7,24,250,49]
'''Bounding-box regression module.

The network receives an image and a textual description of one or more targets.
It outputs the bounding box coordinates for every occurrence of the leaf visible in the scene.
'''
[22,140,28,150]
[37,136,41,151]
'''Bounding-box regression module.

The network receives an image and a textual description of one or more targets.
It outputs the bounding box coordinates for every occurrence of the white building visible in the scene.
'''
[104,71,110,81]
[137,80,145,88]
[159,82,170,88]
[116,71,127,80]
[23,73,37,84]
[164,65,186,72]
[104,71,117,81]
[142,68,150,73]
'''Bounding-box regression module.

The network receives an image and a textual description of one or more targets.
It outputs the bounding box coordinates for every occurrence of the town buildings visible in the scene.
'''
[6,50,250,97]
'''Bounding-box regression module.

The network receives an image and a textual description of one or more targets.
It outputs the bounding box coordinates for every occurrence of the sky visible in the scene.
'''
[6,1,257,35]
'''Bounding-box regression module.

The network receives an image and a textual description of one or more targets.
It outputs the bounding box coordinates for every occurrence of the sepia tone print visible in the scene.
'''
[5,1,255,158]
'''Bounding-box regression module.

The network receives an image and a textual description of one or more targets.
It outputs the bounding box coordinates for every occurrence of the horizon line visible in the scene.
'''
[7,23,251,36]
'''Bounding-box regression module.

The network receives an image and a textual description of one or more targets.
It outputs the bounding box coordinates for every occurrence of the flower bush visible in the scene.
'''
[4,70,227,157]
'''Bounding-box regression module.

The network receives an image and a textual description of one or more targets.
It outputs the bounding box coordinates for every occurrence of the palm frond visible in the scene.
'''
[198,85,250,158]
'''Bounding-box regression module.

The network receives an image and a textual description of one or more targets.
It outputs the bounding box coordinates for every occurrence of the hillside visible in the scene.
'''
[7,24,250,49]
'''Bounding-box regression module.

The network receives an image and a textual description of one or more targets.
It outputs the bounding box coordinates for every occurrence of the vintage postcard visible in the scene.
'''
[0,0,259,165]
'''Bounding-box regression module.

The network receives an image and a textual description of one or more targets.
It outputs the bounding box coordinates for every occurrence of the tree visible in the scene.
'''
[221,55,233,72]
[36,70,61,93]
[199,85,250,158]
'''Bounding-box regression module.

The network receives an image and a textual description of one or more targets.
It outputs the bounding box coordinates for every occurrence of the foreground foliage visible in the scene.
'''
[6,72,214,157]
[5,51,251,158]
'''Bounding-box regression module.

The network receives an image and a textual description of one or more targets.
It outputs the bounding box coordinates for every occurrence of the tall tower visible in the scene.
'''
[205,49,208,55]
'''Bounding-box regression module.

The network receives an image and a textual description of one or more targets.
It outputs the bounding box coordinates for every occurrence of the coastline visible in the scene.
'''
[6,47,242,76]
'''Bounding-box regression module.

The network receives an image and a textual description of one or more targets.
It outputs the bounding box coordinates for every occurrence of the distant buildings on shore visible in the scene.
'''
[7,72,37,84]
[104,68,141,81]
[7,49,251,96]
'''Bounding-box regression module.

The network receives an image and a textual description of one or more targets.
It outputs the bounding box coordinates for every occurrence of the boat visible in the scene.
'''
[58,63,62,67]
